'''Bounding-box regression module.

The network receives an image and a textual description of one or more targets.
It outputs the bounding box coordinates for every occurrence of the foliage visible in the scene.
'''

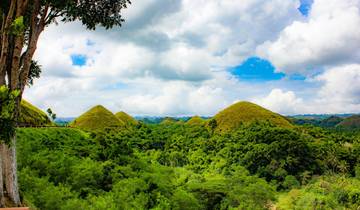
[28,60,42,86]
[9,16,25,35]
[15,117,360,209]
[277,176,360,209]
[0,86,19,144]
[46,108,57,121]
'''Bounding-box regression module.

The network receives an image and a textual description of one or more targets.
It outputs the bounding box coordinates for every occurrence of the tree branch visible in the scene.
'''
[0,0,17,87]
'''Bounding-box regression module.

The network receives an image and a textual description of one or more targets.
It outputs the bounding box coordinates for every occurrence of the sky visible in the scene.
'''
[24,0,360,117]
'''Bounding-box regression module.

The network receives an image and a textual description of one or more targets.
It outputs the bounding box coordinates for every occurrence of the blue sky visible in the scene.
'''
[26,0,360,116]
[71,54,87,66]
[298,0,313,16]
[231,57,285,81]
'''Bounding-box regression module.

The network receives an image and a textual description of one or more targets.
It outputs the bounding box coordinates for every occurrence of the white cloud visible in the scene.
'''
[258,0,360,74]
[314,64,360,113]
[254,89,304,115]
[23,0,360,117]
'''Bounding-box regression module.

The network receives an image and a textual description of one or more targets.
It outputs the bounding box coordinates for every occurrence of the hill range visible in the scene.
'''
[22,100,360,131]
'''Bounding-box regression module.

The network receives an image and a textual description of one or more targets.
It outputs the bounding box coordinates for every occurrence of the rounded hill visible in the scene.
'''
[19,100,54,127]
[336,115,360,129]
[70,105,125,131]
[115,111,138,126]
[160,117,177,125]
[212,101,293,133]
[186,116,205,126]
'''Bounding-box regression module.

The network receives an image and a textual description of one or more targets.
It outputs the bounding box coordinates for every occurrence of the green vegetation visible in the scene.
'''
[277,176,360,209]
[70,105,125,131]
[212,101,293,133]
[160,117,178,125]
[11,101,360,209]
[19,100,53,127]
[115,111,138,127]
[185,116,206,126]
[16,118,360,209]
[337,115,360,129]
[292,115,344,128]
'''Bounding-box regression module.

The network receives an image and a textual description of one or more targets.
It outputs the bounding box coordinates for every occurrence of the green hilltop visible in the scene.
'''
[115,111,138,127]
[160,117,177,125]
[185,116,205,126]
[336,115,360,129]
[211,101,293,133]
[70,105,125,131]
[19,100,54,127]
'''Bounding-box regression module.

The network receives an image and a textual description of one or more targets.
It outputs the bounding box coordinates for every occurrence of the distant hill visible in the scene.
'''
[70,105,125,131]
[160,117,178,125]
[185,116,206,126]
[320,116,343,128]
[290,114,353,120]
[115,111,138,127]
[336,115,360,129]
[291,115,344,128]
[212,101,293,133]
[18,100,54,127]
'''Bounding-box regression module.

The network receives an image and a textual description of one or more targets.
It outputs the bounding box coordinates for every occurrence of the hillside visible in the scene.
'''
[185,116,205,126]
[160,117,177,125]
[70,105,125,131]
[115,111,138,126]
[291,115,344,128]
[18,100,53,127]
[212,101,293,133]
[336,115,360,129]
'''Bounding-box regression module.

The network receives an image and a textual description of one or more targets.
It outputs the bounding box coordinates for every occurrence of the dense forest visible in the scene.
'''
[17,120,360,209]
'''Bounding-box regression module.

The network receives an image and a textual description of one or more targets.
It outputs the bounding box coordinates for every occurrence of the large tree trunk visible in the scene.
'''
[0,137,20,207]
[0,144,4,207]
[2,138,20,207]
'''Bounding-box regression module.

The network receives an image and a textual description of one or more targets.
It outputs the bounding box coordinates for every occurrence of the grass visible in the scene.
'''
[212,101,293,133]
[185,116,205,126]
[115,111,138,127]
[18,100,54,127]
[160,117,177,125]
[70,105,125,131]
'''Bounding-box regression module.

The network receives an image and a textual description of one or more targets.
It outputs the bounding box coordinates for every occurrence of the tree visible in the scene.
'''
[46,108,56,121]
[0,0,131,206]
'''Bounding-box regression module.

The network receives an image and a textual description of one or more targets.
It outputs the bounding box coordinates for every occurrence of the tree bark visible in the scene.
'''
[0,144,4,207]
[2,137,20,206]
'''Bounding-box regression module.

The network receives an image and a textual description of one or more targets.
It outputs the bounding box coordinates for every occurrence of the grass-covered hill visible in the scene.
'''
[70,105,125,131]
[18,100,53,127]
[160,117,178,125]
[336,115,360,129]
[115,111,138,127]
[185,116,205,126]
[212,101,293,133]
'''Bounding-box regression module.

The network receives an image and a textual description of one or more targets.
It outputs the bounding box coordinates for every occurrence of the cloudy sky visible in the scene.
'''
[24,0,360,117]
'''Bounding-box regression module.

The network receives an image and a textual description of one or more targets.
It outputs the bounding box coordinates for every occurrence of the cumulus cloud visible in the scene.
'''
[258,0,360,74]
[254,89,304,115]
[24,0,360,116]
[314,64,360,113]
[117,81,227,116]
